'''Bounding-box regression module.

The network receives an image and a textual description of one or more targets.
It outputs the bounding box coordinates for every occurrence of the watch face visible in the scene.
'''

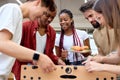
[33,53,40,61]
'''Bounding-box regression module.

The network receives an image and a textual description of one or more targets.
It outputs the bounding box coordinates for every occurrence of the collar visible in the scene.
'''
[33,20,50,36]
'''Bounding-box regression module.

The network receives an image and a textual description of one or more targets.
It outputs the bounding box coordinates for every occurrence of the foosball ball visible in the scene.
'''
[21,65,116,80]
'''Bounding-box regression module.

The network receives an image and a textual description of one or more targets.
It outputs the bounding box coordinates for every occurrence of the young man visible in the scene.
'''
[0,0,56,79]
[79,0,117,56]
[12,4,65,80]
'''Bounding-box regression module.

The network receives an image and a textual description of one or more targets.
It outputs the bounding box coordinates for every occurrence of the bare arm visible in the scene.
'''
[0,29,34,61]
[83,38,91,57]
[0,29,56,72]
[85,50,120,65]
[55,46,67,60]
[102,51,120,64]
[55,46,60,57]
[102,64,120,75]
[85,61,120,75]
[84,38,91,49]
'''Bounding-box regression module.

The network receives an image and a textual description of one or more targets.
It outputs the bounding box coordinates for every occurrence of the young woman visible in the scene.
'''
[55,9,91,65]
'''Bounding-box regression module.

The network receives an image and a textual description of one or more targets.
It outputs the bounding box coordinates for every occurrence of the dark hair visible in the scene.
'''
[26,0,56,12]
[59,9,73,19]
[58,9,82,57]
[41,0,56,12]
[79,0,95,12]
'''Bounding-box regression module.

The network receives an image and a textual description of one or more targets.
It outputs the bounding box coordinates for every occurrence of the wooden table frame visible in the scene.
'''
[21,65,116,80]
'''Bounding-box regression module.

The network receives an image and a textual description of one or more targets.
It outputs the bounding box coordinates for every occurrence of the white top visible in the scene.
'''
[36,31,47,53]
[0,3,22,79]
[55,29,89,62]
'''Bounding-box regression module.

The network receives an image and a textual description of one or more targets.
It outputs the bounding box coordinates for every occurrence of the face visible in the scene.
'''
[59,13,73,31]
[83,9,100,28]
[93,11,108,28]
[38,10,56,27]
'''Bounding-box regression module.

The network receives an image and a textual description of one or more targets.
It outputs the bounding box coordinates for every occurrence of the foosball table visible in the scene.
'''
[21,65,116,80]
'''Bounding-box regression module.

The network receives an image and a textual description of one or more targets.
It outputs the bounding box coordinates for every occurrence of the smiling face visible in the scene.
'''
[93,11,110,28]
[59,13,73,31]
[83,9,101,28]
[26,0,56,21]
[38,10,56,27]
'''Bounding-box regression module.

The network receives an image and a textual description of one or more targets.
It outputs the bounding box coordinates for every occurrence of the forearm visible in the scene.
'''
[102,53,120,64]
[0,40,35,62]
[103,64,120,75]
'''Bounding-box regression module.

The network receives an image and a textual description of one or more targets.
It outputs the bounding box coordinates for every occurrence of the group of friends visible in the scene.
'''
[0,0,120,80]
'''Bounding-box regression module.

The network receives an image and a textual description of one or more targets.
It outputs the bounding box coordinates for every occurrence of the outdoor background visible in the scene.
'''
[0,0,98,55]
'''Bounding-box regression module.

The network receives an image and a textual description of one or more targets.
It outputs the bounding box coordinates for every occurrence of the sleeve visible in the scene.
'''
[46,27,59,64]
[55,34,60,47]
[20,22,28,46]
[0,4,21,35]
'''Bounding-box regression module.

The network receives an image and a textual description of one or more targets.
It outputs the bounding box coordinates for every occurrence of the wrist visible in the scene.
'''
[100,56,104,63]
[32,52,40,65]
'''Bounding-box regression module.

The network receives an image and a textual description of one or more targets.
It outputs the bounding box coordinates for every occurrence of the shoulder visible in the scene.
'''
[47,25,56,33]
[0,3,21,18]
[0,3,20,11]
[76,29,87,33]
[23,20,37,30]
[76,29,88,35]
[1,3,19,8]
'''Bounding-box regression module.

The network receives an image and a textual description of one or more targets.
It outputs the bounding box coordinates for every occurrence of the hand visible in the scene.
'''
[57,58,66,65]
[82,55,103,65]
[61,49,68,59]
[37,53,56,73]
[85,61,105,72]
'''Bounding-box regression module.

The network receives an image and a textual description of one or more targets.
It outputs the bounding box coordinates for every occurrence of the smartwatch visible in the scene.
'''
[32,52,40,65]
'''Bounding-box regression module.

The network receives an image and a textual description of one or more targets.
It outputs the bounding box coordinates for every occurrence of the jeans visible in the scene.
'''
[69,61,84,65]
[65,59,85,65]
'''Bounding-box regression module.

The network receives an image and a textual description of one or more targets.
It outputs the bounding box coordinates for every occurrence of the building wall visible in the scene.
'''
[0,0,93,32]
[53,0,93,32]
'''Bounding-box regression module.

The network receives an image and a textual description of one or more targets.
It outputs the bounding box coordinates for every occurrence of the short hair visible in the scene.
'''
[41,0,56,12]
[26,0,56,12]
[79,0,95,12]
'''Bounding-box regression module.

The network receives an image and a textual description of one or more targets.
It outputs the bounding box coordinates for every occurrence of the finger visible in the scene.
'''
[50,63,57,71]
[82,60,87,65]
[48,66,57,73]
[44,67,53,73]
[61,48,64,51]
[45,68,49,73]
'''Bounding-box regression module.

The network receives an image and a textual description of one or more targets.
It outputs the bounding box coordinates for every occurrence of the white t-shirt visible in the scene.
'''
[55,29,89,62]
[36,31,47,53]
[0,3,22,79]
